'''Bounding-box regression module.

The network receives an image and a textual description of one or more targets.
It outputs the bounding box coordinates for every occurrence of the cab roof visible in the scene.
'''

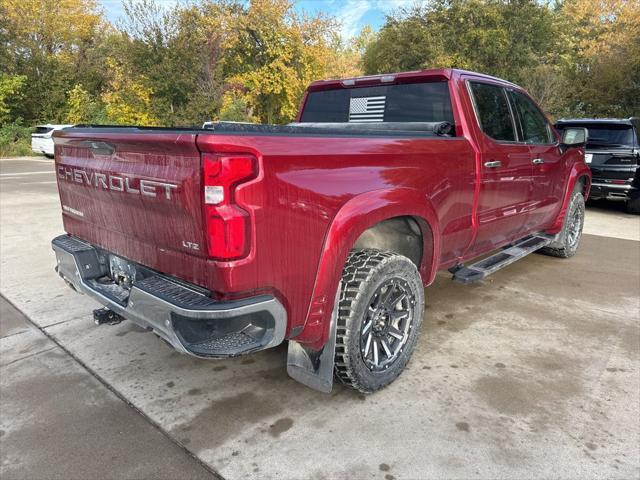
[306,68,520,92]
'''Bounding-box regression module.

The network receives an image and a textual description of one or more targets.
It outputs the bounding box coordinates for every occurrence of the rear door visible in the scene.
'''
[508,89,564,229]
[467,81,533,253]
[53,129,208,263]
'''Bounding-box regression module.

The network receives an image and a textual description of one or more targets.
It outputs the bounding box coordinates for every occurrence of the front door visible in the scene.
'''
[467,81,533,255]
[508,89,564,230]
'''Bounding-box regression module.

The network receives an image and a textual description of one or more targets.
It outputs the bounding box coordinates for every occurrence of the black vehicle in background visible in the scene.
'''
[556,117,639,214]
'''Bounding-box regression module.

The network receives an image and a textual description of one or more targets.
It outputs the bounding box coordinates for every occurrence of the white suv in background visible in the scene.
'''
[31,124,73,158]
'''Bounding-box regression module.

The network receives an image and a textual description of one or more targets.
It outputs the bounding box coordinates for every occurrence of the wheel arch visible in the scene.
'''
[353,215,432,270]
[576,173,591,199]
[294,187,440,349]
[547,162,592,234]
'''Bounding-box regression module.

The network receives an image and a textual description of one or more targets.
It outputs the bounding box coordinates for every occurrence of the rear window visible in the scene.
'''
[34,126,54,134]
[557,124,636,148]
[300,82,454,124]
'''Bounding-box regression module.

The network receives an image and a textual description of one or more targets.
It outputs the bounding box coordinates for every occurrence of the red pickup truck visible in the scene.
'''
[51,69,591,393]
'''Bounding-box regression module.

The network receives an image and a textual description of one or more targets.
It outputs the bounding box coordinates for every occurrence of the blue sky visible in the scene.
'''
[96,0,420,40]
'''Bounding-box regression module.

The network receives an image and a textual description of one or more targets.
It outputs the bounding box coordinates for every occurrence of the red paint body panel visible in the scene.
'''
[52,69,591,349]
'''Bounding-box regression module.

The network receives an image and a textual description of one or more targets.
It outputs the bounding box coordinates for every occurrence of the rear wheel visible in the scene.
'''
[540,189,585,258]
[334,249,424,393]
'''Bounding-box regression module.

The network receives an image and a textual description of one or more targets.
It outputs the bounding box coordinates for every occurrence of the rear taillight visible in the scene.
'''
[202,153,257,260]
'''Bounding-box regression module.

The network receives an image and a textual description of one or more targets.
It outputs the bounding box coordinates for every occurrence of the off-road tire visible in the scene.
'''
[626,189,640,215]
[334,249,424,393]
[540,189,585,258]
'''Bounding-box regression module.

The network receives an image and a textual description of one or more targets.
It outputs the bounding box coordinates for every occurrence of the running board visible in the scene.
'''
[452,234,555,284]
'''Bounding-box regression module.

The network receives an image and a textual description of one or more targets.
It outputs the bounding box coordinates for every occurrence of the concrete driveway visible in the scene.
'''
[1,156,639,479]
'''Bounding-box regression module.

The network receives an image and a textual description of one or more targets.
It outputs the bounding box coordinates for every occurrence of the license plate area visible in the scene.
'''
[109,255,138,289]
[86,254,140,305]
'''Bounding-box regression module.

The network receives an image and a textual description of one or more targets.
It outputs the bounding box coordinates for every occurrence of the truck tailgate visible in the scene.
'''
[53,129,208,263]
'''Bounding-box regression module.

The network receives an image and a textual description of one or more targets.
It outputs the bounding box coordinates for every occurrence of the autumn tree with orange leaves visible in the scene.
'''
[1,0,638,137]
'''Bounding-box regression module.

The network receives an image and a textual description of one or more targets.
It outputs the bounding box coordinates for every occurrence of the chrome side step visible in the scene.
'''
[452,234,555,284]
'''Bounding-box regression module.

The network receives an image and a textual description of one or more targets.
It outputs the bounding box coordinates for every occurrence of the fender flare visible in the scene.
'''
[294,187,440,349]
[547,162,592,234]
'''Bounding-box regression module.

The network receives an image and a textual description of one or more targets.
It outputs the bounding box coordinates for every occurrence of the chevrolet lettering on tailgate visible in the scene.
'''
[57,166,178,199]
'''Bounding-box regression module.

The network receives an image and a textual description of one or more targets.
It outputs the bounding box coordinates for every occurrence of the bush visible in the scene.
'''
[0,122,34,157]
[218,92,258,123]
[66,84,107,124]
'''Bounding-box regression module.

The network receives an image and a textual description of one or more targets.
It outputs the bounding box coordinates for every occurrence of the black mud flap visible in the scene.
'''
[286,286,340,393]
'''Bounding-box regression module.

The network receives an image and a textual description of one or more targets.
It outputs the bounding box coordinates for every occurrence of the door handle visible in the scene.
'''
[484,160,502,168]
[532,158,545,165]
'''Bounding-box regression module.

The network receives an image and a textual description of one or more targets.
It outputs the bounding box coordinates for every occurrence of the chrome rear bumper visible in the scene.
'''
[52,235,287,357]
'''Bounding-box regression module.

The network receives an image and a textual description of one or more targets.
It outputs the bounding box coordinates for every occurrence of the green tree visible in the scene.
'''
[218,89,258,122]
[362,0,640,118]
[558,0,640,116]
[0,0,105,124]
[222,0,341,123]
[101,58,157,125]
[0,121,33,157]
[116,0,237,126]
[0,74,26,125]
[65,84,106,123]
[363,0,560,86]
[0,0,360,127]
[327,25,375,79]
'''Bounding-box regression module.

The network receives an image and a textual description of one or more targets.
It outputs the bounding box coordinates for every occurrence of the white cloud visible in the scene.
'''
[333,0,425,40]
[334,0,374,41]
[374,0,428,16]
[97,0,182,23]
[375,0,414,13]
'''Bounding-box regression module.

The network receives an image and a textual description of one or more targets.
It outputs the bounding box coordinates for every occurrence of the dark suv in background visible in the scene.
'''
[556,118,639,214]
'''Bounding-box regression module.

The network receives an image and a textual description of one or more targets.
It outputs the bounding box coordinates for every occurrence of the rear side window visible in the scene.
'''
[469,82,516,142]
[300,81,454,124]
[509,91,554,144]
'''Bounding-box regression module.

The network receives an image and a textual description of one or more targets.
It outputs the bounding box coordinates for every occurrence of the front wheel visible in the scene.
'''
[334,249,425,393]
[540,189,585,258]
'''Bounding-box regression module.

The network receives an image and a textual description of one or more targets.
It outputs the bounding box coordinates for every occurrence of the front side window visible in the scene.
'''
[469,82,516,142]
[509,91,554,144]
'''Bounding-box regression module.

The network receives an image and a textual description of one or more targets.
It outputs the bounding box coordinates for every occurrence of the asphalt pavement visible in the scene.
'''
[1,155,639,479]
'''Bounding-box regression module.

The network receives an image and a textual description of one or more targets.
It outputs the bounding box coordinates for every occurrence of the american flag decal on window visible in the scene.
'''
[348,96,386,122]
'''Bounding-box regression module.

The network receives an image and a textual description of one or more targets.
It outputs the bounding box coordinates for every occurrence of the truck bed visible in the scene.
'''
[53,122,474,340]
